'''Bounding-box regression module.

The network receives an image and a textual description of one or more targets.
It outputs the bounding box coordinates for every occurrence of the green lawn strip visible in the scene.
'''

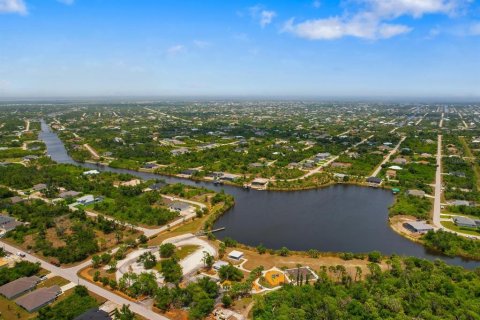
[37,276,70,289]
[175,245,200,260]
[0,294,35,319]
[440,221,480,236]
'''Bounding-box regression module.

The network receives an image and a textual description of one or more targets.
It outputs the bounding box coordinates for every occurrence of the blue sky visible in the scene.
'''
[0,0,479,99]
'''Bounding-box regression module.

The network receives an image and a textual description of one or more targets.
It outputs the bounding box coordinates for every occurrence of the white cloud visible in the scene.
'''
[0,0,27,15]
[469,22,480,35]
[365,0,465,18]
[249,5,276,27]
[57,0,75,5]
[166,45,185,56]
[283,15,411,40]
[193,40,210,48]
[260,10,276,27]
[284,0,470,40]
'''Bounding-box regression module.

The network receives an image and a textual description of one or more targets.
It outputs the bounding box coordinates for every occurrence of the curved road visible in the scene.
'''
[0,241,169,320]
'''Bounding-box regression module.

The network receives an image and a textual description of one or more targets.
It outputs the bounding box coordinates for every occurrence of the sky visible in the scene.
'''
[0,0,479,99]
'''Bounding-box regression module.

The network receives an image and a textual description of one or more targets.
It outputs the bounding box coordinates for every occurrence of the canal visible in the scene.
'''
[39,120,480,268]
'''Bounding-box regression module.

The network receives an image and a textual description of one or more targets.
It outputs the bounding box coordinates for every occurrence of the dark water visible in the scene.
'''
[39,120,480,268]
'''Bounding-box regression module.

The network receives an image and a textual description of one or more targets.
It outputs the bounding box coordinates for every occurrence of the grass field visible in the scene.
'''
[441,221,480,236]
[37,276,70,289]
[0,295,34,319]
[175,245,200,260]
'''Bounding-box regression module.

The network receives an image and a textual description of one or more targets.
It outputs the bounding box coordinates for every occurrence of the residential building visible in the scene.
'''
[74,308,112,320]
[0,276,40,299]
[58,190,81,199]
[407,190,426,198]
[452,200,470,207]
[32,183,47,191]
[405,221,434,233]
[15,285,62,312]
[168,201,195,216]
[453,216,477,228]
[228,250,244,260]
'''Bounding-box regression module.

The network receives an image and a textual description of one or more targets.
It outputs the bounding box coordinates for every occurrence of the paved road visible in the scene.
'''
[83,143,100,159]
[439,113,444,128]
[432,134,442,228]
[371,136,406,177]
[0,241,169,320]
[144,107,192,123]
[163,233,216,276]
[272,134,375,182]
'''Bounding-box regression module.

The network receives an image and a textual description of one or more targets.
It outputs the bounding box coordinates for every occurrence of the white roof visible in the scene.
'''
[228,250,244,259]
[213,260,229,269]
[77,195,94,202]
[388,166,403,170]
[83,170,99,175]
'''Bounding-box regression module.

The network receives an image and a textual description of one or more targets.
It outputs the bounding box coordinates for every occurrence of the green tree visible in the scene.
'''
[113,304,135,320]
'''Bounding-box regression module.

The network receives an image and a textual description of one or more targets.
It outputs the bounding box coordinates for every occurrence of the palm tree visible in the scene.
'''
[355,266,362,282]
[113,304,135,320]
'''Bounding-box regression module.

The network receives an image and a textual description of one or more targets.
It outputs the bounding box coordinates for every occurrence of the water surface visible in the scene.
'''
[39,120,480,268]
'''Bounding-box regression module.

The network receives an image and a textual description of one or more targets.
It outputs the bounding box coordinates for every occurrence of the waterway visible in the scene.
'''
[39,120,480,268]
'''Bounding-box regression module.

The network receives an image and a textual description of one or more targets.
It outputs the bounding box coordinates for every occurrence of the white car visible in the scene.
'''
[17,252,26,257]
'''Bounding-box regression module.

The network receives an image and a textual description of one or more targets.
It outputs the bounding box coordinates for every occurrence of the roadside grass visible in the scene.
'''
[0,294,34,319]
[37,276,70,289]
[175,245,200,260]
[441,212,480,221]
[458,136,480,190]
[441,221,480,236]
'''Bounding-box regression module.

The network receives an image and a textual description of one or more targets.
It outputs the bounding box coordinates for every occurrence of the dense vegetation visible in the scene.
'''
[253,257,480,319]
[36,286,99,320]
[0,261,40,286]
[389,194,432,219]
[5,200,135,264]
[423,230,480,260]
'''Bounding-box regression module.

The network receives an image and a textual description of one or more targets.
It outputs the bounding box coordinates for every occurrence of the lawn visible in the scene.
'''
[0,294,34,319]
[175,245,200,260]
[441,221,480,236]
[37,276,70,289]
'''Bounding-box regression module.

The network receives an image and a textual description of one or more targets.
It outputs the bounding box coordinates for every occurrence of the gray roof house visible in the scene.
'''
[9,196,25,204]
[0,215,22,232]
[16,285,62,312]
[59,190,81,199]
[366,177,382,185]
[405,221,434,233]
[74,308,112,320]
[0,276,40,299]
[168,201,194,215]
[407,189,426,198]
[453,216,477,228]
[32,183,47,191]
[452,200,470,207]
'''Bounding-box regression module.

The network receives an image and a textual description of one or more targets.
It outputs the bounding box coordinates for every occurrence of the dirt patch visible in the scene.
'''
[389,215,424,242]
[227,247,385,279]
[264,270,287,287]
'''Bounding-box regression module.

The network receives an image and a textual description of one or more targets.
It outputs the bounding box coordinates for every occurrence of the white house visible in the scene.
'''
[228,250,244,260]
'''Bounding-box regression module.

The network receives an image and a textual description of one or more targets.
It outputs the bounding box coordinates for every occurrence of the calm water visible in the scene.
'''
[39,120,480,268]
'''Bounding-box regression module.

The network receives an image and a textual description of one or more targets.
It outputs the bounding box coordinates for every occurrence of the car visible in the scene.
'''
[17,251,26,257]
[40,275,48,281]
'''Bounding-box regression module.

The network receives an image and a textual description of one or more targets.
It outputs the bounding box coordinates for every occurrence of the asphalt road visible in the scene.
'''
[0,240,169,320]
[433,134,442,228]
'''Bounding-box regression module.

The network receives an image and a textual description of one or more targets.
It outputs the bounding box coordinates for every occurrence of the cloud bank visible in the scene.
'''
[284,0,470,40]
